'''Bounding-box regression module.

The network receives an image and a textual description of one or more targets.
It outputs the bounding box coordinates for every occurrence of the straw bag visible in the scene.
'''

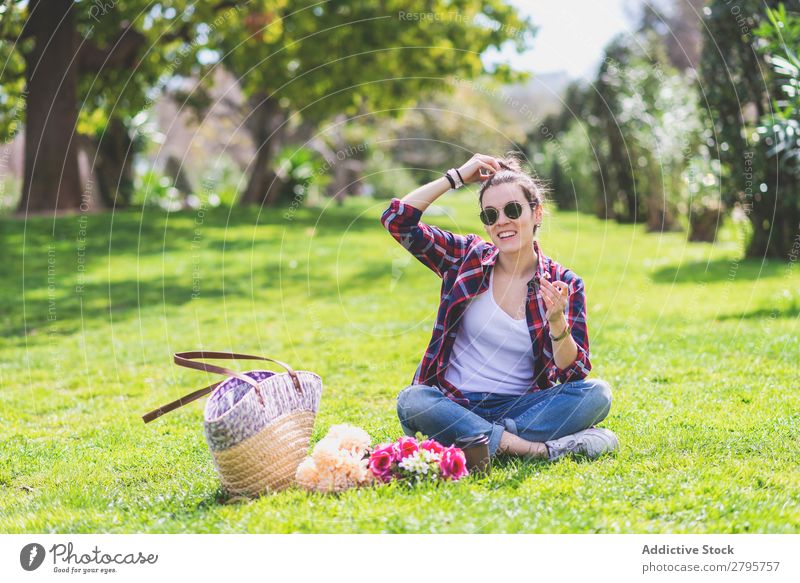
[143,351,323,497]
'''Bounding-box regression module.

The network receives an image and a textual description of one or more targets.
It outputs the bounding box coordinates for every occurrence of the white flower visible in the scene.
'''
[398,451,431,475]
[419,448,442,463]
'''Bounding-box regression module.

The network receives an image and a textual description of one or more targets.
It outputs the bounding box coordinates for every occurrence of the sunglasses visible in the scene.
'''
[479,201,535,226]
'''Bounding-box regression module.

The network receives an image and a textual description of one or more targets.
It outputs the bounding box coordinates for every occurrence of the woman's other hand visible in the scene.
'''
[540,278,570,323]
[458,154,502,184]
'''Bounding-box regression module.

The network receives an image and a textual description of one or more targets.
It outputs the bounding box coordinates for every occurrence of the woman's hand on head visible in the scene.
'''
[457,154,502,184]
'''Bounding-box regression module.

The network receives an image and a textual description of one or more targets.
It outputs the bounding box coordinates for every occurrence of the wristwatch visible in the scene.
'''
[549,324,571,342]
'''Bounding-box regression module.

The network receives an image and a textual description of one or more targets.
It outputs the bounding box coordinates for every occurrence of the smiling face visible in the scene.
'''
[480,182,542,252]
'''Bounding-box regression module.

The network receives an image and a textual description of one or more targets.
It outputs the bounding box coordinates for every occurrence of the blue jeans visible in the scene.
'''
[396,378,612,457]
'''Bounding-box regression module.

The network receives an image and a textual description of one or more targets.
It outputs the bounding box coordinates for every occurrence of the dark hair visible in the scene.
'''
[478,152,548,236]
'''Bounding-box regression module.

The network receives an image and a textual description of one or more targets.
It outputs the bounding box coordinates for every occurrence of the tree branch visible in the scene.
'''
[77,24,146,73]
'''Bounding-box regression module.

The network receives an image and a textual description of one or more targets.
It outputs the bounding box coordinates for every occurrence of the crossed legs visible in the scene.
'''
[396,378,613,459]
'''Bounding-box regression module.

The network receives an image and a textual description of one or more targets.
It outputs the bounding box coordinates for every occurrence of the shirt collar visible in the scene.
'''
[481,238,548,284]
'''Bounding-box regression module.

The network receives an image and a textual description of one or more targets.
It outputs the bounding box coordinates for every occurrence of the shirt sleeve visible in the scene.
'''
[549,275,592,384]
[380,197,477,278]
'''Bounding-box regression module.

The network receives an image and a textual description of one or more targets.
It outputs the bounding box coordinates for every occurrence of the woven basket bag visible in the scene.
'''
[143,351,322,497]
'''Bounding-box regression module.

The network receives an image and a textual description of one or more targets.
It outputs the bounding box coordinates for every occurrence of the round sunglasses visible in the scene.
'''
[479,200,535,226]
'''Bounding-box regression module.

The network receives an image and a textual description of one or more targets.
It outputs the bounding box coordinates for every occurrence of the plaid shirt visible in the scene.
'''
[381,197,592,406]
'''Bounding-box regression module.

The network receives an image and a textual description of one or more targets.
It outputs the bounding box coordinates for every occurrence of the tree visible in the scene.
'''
[202,0,534,206]
[699,0,796,259]
[637,0,705,72]
[588,34,705,232]
[383,76,529,187]
[588,36,639,223]
[755,4,800,259]
[0,0,241,213]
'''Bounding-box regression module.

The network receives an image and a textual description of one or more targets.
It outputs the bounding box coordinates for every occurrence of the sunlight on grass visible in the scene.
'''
[1,193,798,533]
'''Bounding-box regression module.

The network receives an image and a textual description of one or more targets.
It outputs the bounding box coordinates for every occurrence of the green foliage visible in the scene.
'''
[0,1,219,135]
[756,5,800,176]
[700,0,776,202]
[699,0,800,259]
[537,122,598,214]
[596,35,703,230]
[273,145,330,206]
[132,167,185,210]
[539,33,706,229]
[548,159,570,210]
[208,0,534,120]
[0,2,28,141]
[379,77,530,186]
[201,0,535,205]
[362,151,420,200]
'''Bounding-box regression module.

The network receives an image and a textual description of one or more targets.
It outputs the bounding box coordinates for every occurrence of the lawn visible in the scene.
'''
[1,191,798,533]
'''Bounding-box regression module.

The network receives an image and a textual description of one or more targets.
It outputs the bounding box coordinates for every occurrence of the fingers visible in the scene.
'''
[461,154,503,183]
[476,161,496,181]
[539,283,559,308]
[540,279,568,311]
[541,278,569,297]
[550,281,570,296]
[476,154,502,172]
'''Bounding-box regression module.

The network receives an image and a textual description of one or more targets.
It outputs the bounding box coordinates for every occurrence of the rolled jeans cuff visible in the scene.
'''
[488,422,506,457]
[502,417,518,436]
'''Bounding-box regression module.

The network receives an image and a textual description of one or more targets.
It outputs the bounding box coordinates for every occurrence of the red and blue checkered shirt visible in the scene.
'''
[381,197,592,406]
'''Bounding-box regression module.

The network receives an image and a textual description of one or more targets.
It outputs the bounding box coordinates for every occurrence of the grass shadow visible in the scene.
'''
[0,203,382,339]
[650,257,789,284]
[715,303,800,321]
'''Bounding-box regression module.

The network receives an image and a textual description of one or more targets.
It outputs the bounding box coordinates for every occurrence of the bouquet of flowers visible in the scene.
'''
[368,436,468,484]
[295,424,375,493]
[295,426,468,493]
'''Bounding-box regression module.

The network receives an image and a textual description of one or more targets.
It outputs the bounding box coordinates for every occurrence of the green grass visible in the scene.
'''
[1,191,798,533]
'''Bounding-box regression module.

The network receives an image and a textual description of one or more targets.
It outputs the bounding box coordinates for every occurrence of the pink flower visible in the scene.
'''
[396,436,419,460]
[368,444,396,482]
[439,446,468,480]
[419,439,445,456]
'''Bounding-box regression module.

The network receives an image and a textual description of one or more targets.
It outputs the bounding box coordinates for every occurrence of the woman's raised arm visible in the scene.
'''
[399,153,502,213]
[380,154,502,278]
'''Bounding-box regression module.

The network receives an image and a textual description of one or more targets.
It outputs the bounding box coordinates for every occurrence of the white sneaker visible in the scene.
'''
[545,428,619,461]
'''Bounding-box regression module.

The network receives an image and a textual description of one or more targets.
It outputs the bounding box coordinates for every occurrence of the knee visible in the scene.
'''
[396,384,441,426]
[584,378,612,420]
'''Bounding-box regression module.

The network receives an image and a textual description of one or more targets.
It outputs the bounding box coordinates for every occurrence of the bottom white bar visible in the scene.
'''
[1,534,797,582]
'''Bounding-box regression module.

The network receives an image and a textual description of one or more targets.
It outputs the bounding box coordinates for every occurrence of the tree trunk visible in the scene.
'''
[240,94,288,206]
[594,194,613,220]
[329,159,365,205]
[688,202,724,243]
[645,162,681,232]
[606,119,637,223]
[17,0,83,213]
[746,171,800,260]
[75,134,102,211]
[164,154,194,199]
[94,117,135,208]
[592,132,614,220]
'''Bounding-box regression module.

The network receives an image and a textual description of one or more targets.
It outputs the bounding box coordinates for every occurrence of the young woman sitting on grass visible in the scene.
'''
[380,153,618,462]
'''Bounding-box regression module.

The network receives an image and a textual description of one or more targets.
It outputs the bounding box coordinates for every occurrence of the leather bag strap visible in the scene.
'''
[141,351,302,424]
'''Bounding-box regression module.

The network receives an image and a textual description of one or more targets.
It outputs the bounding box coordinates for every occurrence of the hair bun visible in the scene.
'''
[496,152,525,173]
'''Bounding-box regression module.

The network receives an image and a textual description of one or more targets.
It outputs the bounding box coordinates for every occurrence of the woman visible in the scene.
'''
[380,153,618,462]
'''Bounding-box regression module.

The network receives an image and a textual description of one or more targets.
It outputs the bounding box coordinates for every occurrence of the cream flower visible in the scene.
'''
[295,457,319,489]
[326,424,372,456]
[311,438,346,467]
[295,424,378,493]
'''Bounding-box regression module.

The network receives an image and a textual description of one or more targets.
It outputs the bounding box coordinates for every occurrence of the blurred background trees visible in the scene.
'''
[699,0,797,259]
[1,0,798,260]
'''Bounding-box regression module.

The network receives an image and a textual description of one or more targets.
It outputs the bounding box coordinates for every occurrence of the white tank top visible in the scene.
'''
[443,269,535,395]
